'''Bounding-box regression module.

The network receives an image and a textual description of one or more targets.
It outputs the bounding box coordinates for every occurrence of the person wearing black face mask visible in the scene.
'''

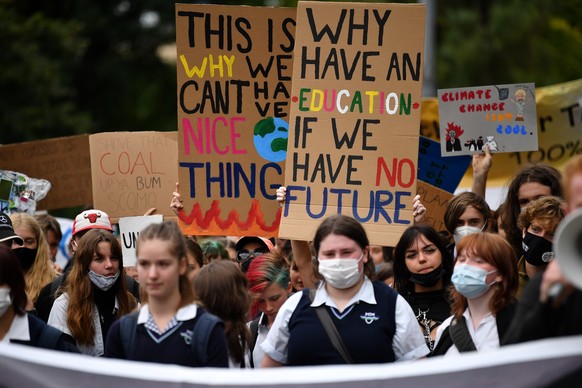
[393,225,454,353]
[516,196,565,298]
[9,213,58,309]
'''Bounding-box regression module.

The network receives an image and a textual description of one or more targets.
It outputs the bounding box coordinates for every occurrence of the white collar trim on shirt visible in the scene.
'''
[463,307,495,328]
[311,276,377,308]
[5,314,30,342]
[137,303,199,324]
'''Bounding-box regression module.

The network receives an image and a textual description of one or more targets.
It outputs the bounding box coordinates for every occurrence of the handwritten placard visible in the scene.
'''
[417,180,453,232]
[418,136,471,193]
[438,83,538,157]
[118,215,163,267]
[90,132,178,221]
[278,2,426,246]
[0,135,91,210]
[175,4,295,237]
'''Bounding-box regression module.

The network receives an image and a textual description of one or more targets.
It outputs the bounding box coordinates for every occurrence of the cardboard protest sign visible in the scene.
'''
[417,180,453,233]
[418,136,471,193]
[279,2,426,245]
[438,83,538,157]
[119,215,163,267]
[0,135,91,210]
[175,4,295,237]
[90,132,178,222]
[457,78,582,188]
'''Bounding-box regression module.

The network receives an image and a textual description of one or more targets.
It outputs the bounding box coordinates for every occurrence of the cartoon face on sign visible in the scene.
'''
[253,117,289,162]
[444,122,464,153]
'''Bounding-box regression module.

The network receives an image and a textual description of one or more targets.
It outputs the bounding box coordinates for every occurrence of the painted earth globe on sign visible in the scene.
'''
[253,117,289,162]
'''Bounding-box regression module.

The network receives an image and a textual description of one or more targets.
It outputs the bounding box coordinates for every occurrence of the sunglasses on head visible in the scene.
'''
[237,248,268,263]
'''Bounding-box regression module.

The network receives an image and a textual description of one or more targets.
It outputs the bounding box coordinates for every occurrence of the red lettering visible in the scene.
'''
[182,117,247,155]
[376,157,416,188]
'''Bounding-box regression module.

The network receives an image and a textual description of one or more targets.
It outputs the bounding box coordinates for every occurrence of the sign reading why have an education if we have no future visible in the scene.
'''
[175,4,295,237]
[438,82,538,157]
[278,2,426,246]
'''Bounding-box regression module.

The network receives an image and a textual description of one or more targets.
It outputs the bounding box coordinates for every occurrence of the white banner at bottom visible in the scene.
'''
[1,336,582,387]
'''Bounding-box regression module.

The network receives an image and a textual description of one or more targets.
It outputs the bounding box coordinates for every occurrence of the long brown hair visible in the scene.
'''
[65,229,137,345]
[193,260,251,365]
[135,221,195,307]
[501,164,562,258]
[450,233,518,320]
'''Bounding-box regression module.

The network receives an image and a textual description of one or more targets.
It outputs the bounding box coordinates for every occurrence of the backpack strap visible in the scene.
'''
[248,315,261,368]
[37,322,63,350]
[191,312,223,366]
[429,326,453,357]
[50,274,65,298]
[309,288,354,364]
[448,317,477,353]
[496,301,517,342]
[120,312,139,357]
[125,275,141,303]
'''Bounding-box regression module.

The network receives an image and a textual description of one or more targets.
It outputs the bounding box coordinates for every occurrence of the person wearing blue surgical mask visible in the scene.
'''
[431,233,518,357]
[516,196,565,298]
[444,192,492,258]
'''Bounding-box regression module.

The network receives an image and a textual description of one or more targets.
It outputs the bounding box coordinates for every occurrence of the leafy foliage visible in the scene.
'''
[0,0,580,145]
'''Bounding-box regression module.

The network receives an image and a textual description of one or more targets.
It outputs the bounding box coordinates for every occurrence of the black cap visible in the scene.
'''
[235,236,274,252]
[0,213,24,246]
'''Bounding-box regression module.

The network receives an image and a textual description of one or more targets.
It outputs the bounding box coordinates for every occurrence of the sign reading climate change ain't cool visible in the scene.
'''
[438,82,538,157]
[278,2,426,246]
[175,4,295,237]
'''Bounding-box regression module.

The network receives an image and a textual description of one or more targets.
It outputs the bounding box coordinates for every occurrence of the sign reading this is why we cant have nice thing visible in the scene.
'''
[175,4,296,237]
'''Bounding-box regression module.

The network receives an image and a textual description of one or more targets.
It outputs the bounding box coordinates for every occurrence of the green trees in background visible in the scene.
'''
[0,0,179,144]
[438,0,582,87]
[1,0,580,145]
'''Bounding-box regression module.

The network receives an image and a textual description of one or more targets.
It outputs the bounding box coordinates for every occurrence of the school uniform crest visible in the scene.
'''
[360,312,379,324]
[180,329,193,345]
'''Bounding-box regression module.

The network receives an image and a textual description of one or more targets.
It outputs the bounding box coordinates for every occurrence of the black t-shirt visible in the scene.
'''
[402,288,451,325]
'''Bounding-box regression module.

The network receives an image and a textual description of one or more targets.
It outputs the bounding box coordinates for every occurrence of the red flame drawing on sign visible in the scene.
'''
[178,199,281,233]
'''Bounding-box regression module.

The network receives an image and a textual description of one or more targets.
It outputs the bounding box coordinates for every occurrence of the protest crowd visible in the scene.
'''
[1,152,582,368]
[1,2,581,386]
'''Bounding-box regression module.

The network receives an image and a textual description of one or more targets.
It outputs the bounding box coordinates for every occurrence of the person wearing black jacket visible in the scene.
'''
[0,246,78,353]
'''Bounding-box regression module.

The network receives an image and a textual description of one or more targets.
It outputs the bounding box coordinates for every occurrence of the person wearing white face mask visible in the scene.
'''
[0,246,79,352]
[431,233,518,357]
[48,229,137,356]
[260,214,428,366]
[444,192,492,258]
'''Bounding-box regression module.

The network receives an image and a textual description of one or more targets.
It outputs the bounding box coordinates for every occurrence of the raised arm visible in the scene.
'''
[471,145,492,198]
[170,182,183,216]
[277,186,318,289]
[413,194,427,224]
